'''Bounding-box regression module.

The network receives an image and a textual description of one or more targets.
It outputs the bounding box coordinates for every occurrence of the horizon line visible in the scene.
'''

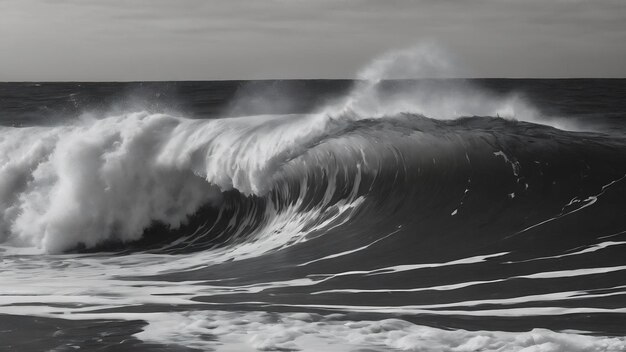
[2,77,626,83]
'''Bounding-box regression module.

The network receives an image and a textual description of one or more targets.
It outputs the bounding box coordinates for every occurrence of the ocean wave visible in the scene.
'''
[0,106,623,256]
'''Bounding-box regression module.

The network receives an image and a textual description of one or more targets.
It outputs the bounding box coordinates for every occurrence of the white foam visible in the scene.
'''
[0,111,366,253]
[297,228,401,267]
[16,308,621,351]
[507,240,626,264]
[507,173,626,240]
[132,311,626,352]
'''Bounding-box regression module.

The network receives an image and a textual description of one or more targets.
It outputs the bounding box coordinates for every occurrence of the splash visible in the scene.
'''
[324,43,581,130]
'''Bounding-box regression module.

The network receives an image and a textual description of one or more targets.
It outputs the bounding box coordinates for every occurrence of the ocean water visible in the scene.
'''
[1,78,626,351]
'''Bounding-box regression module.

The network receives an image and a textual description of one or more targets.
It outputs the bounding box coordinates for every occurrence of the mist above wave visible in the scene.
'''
[322,44,580,130]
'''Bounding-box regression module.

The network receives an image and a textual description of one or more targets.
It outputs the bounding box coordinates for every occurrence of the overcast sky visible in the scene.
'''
[1,0,625,81]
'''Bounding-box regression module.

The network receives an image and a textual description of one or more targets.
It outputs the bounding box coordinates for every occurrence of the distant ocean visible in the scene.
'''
[1,79,626,351]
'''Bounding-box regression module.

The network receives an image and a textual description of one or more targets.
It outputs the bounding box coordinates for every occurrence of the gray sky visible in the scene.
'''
[1,0,625,81]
